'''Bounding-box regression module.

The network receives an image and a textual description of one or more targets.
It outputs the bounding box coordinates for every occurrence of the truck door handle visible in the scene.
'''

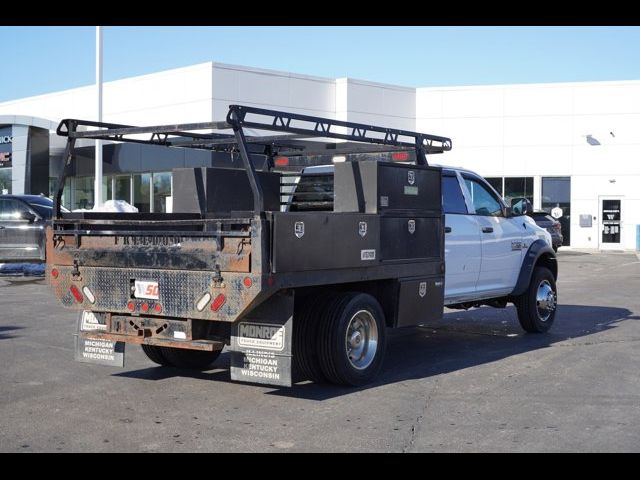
[482,227,494,233]
[444,226,452,233]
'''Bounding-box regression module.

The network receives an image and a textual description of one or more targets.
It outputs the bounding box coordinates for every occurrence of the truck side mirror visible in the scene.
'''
[510,197,532,216]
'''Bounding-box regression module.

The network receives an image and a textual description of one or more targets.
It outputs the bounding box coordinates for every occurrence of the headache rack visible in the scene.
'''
[54,104,452,219]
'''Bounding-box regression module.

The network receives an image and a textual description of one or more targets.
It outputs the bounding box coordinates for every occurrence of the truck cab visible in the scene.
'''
[439,166,552,304]
[293,163,556,323]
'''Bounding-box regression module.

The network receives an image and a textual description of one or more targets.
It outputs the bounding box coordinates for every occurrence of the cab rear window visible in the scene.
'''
[442,175,467,214]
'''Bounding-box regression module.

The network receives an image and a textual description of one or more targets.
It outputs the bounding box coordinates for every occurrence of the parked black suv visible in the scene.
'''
[528,211,563,252]
[0,195,63,264]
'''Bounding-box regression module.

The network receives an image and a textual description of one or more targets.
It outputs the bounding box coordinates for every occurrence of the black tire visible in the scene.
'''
[292,293,330,383]
[141,344,171,366]
[316,292,387,386]
[159,347,221,370]
[515,266,557,333]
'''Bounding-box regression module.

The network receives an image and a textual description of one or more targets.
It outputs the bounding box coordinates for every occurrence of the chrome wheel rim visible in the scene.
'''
[536,280,556,321]
[345,310,378,370]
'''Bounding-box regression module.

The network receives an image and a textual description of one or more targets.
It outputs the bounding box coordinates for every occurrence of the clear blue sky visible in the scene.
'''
[1,26,640,102]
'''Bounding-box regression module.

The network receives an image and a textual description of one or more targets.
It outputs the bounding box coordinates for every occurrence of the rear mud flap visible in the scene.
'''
[229,292,293,387]
[74,311,125,367]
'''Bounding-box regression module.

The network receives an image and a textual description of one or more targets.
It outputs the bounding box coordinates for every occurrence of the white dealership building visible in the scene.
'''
[0,61,638,250]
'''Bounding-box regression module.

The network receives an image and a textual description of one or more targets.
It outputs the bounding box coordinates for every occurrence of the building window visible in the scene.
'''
[73,176,94,210]
[115,176,132,203]
[504,177,534,205]
[102,176,114,203]
[133,173,151,213]
[485,177,503,196]
[152,172,172,213]
[542,177,571,246]
[0,168,11,194]
[49,177,71,210]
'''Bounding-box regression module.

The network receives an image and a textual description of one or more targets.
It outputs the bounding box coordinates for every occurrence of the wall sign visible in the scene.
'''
[0,136,12,144]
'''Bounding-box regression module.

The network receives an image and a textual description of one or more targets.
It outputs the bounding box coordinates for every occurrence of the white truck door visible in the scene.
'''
[461,174,524,295]
[442,173,482,301]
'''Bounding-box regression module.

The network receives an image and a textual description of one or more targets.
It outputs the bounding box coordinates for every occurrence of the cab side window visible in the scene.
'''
[442,175,468,214]
[462,175,503,217]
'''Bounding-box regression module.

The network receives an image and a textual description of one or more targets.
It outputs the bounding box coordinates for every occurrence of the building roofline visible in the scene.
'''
[0,115,58,130]
[417,78,640,91]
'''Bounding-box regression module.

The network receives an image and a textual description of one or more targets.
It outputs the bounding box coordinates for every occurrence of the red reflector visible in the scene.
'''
[243,277,252,288]
[127,302,136,312]
[154,304,162,313]
[274,156,289,167]
[141,303,150,313]
[70,285,83,303]
[51,268,59,279]
[392,152,410,161]
[211,294,226,312]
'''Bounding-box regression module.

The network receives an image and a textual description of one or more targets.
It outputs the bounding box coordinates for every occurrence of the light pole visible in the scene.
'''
[94,25,103,209]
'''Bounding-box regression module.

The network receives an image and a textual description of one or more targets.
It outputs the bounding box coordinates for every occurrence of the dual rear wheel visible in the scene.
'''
[294,292,387,386]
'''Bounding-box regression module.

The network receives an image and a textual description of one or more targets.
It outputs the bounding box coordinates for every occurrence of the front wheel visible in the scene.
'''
[316,293,387,386]
[515,266,557,333]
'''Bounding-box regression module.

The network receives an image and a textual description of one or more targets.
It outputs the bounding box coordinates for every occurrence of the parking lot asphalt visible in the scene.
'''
[1,251,639,452]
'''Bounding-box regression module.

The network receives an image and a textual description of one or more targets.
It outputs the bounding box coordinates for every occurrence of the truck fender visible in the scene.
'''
[510,239,557,297]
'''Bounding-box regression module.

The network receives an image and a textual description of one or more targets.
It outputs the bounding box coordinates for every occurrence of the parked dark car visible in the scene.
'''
[528,211,563,252]
[0,195,65,264]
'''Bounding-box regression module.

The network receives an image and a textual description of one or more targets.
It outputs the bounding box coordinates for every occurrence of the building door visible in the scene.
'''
[599,197,623,250]
[542,177,571,246]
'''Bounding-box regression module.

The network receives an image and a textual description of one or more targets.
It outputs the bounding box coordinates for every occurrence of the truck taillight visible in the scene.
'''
[274,157,289,167]
[154,304,162,313]
[211,294,226,312]
[51,268,59,279]
[70,285,83,303]
[141,303,150,313]
[392,152,409,161]
[127,302,136,312]
[243,276,253,288]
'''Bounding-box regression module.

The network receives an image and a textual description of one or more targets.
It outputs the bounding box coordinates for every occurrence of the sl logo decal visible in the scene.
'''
[408,170,415,185]
[408,219,416,234]
[294,221,305,238]
[419,281,427,298]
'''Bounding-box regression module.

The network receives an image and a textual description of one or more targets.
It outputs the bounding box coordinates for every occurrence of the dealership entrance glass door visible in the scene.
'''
[599,197,623,250]
[542,177,571,246]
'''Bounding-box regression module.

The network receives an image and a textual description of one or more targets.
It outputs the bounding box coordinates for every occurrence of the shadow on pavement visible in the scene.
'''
[114,304,637,400]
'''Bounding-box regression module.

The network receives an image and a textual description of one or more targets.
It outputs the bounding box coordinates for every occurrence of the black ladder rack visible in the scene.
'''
[54,104,452,218]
